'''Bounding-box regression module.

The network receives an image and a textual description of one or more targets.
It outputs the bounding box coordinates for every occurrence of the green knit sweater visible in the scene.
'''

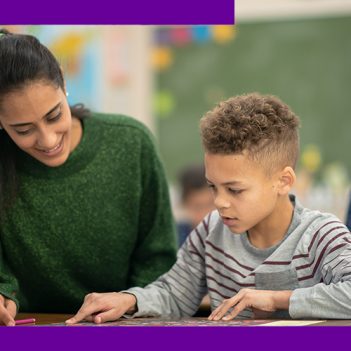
[0,113,176,313]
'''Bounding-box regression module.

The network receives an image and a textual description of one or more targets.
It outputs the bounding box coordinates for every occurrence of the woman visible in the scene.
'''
[0,29,176,325]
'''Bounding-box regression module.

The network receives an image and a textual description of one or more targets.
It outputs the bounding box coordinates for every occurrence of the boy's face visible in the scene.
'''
[204,152,282,234]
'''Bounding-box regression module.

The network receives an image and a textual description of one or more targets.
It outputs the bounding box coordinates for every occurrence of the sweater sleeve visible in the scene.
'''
[289,221,351,319]
[127,129,177,288]
[0,241,19,310]
[126,222,208,318]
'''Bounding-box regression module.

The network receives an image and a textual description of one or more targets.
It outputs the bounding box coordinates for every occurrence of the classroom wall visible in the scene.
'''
[9,19,351,218]
[154,16,351,218]
[14,25,155,131]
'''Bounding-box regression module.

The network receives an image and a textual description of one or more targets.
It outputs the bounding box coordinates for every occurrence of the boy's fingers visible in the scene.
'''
[211,298,236,321]
[222,301,246,320]
[209,302,228,320]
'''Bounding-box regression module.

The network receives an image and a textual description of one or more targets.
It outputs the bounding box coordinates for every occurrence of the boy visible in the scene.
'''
[67,93,351,324]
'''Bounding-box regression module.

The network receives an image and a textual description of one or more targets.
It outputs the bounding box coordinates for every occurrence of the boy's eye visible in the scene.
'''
[228,188,243,195]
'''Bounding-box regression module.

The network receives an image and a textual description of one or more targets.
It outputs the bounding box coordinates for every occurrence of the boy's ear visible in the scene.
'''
[277,166,296,195]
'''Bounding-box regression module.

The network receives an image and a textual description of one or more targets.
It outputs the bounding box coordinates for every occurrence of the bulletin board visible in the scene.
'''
[156,17,351,182]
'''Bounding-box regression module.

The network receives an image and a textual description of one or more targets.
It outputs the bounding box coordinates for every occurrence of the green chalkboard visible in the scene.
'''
[156,17,351,182]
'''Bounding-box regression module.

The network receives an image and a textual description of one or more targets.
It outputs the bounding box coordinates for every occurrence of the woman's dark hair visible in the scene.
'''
[0,28,90,219]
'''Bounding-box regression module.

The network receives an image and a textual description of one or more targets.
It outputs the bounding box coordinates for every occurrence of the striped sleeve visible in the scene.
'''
[290,220,351,319]
[125,217,209,318]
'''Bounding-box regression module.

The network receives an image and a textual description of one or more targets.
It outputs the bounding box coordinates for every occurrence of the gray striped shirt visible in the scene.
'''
[127,196,351,319]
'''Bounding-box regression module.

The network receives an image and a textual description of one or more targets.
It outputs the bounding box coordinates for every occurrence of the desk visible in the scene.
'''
[17,313,72,325]
[16,313,351,326]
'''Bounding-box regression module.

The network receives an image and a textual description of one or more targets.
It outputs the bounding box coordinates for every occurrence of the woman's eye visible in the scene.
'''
[47,112,62,122]
[16,129,31,135]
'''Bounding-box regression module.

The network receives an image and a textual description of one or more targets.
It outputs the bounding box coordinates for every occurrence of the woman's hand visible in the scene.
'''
[65,292,137,325]
[0,294,17,326]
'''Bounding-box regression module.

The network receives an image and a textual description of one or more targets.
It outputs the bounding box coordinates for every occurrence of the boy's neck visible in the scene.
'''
[247,195,294,249]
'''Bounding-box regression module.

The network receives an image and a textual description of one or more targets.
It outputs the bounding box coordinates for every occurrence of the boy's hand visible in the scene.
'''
[0,294,17,326]
[208,289,292,321]
[65,292,137,325]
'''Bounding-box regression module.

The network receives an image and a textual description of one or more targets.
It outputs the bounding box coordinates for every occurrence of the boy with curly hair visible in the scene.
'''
[67,93,351,323]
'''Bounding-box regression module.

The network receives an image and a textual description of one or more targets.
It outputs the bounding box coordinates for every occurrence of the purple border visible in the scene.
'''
[0,0,234,24]
[0,326,349,351]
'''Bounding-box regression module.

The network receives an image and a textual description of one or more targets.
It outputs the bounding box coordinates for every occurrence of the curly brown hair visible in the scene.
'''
[200,93,300,174]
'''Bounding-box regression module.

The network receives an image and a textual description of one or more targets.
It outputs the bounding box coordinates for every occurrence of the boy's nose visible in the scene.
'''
[214,194,230,210]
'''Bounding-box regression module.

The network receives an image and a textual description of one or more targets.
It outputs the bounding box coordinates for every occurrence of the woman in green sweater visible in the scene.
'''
[0,29,176,326]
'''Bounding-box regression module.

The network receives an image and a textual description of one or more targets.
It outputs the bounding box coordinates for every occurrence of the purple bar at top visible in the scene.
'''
[0,0,235,25]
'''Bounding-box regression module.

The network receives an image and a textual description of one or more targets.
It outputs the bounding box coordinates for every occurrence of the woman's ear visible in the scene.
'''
[277,166,296,195]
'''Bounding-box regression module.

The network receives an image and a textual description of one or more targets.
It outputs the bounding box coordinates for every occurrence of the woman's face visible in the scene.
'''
[0,81,73,167]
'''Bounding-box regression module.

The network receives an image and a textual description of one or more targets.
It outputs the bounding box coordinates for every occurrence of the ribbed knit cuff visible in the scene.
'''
[289,288,313,319]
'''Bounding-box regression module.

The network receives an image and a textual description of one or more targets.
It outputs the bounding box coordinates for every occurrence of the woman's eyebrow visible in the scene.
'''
[9,102,61,127]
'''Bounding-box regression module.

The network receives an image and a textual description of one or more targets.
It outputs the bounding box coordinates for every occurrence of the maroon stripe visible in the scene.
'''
[183,245,203,262]
[205,240,254,271]
[316,226,345,249]
[321,247,351,267]
[262,261,290,265]
[322,255,344,271]
[207,275,238,293]
[206,263,255,287]
[292,221,342,259]
[208,287,231,300]
[329,257,345,272]
[195,228,205,248]
[168,283,198,312]
[344,238,351,244]
[189,235,204,259]
[298,239,347,281]
[167,272,199,297]
[189,250,204,260]
[297,232,348,271]
[205,252,247,278]
[172,262,206,287]
[328,242,347,255]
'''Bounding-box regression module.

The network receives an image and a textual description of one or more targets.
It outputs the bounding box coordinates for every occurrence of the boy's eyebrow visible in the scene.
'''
[9,102,61,127]
[206,178,244,186]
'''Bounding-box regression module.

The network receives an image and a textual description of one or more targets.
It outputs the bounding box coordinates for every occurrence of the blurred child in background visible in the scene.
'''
[177,164,214,247]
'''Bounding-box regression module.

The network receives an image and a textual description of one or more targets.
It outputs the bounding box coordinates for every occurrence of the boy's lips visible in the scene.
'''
[220,215,239,226]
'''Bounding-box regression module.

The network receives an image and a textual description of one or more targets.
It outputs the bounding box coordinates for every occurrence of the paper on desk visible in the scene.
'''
[260,320,325,326]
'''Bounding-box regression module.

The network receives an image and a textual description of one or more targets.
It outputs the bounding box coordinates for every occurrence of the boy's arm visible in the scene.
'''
[126,222,208,318]
[210,221,351,321]
[289,225,351,319]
